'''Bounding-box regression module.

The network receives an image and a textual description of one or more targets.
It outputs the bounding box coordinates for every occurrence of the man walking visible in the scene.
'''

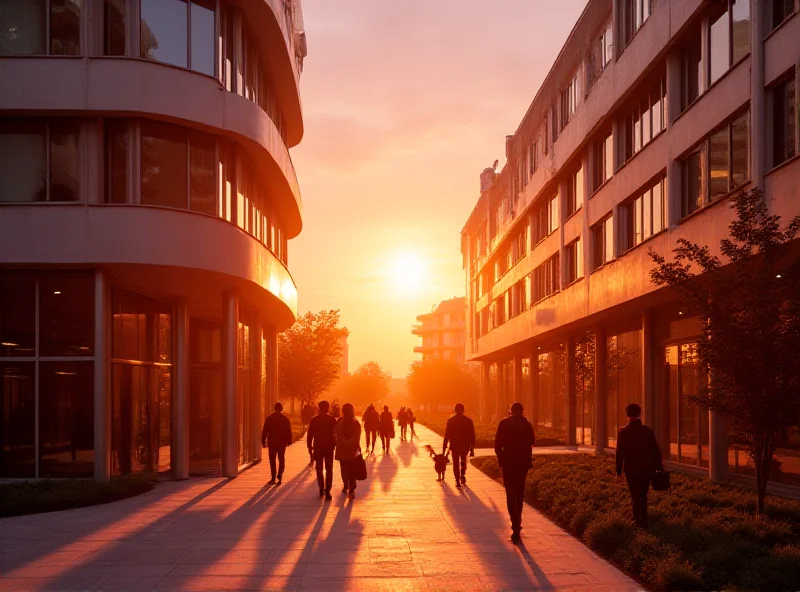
[443,403,475,489]
[494,402,536,544]
[615,403,664,529]
[307,400,338,500]
[362,404,380,454]
[261,402,293,485]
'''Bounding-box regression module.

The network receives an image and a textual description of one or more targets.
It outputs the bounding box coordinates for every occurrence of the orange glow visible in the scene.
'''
[388,252,426,295]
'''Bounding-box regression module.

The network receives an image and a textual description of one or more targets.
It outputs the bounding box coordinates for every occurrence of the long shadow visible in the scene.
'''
[395,440,419,468]
[439,480,553,589]
[376,451,398,493]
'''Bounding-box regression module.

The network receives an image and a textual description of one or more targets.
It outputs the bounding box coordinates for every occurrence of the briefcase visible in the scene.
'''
[651,470,670,491]
[354,453,367,481]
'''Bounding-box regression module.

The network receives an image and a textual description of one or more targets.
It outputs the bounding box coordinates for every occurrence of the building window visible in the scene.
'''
[103,0,126,56]
[529,141,538,176]
[681,32,703,111]
[681,112,749,217]
[532,254,559,304]
[709,0,750,87]
[770,0,796,32]
[622,75,666,163]
[587,21,613,90]
[550,103,559,145]
[622,177,666,251]
[620,0,652,50]
[141,121,189,210]
[772,75,796,168]
[592,214,614,270]
[140,0,216,75]
[531,193,559,245]
[560,74,579,131]
[592,130,614,191]
[0,0,82,56]
[564,165,584,218]
[0,119,80,203]
[565,237,583,284]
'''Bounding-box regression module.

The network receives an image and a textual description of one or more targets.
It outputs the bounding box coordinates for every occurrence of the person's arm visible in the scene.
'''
[306,418,314,452]
[494,422,503,459]
[442,420,451,455]
[615,430,625,476]
[469,418,476,456]
[284,416,293,447]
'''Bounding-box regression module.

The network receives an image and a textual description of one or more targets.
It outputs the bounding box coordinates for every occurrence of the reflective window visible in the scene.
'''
[565,166,584,218]
[771,0,795,32]
[681,33,702,110]
[0,362,36,477]
[592,214,614,270]
[621,0,652,49]
[141,121,188,209]
[0,275,35,357]
[731,0,750,64]
[191,0,215,76]
[709,6,730,85]
[623,177,666,250]
[39,361,94,477]
[40,273,94,357]
[536,348,566,433]
[103,0,126,56]
[565,237,583,284]
[220,2,234,91]
[105,120,128,204]
[607,329,643,448]
[622,75,666,162]
[141,0,188,68]
[0,120,46,202]
[772,76,796,168]
[532,254,559,303]
[0,1,45,55]
[682,149,704,217]
[190,133,216,215]
[709,127,730,200]
[49,121,80,202]
[49,0,81,56]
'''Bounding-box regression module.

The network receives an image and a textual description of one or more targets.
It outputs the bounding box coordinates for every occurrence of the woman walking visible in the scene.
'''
[379,405,395,454]
[335,403,362,499]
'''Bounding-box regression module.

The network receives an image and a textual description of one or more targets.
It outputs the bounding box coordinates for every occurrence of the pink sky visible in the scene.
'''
[290,0,588,377]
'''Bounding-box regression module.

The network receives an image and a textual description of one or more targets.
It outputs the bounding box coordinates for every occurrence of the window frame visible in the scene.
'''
[591,214,614,271]
[621,176,667,252]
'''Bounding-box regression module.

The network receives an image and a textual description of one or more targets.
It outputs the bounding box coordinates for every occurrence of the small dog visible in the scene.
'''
[425,445,450,481]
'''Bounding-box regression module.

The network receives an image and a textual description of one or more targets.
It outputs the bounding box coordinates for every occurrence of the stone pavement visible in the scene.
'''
[0,423,640,591]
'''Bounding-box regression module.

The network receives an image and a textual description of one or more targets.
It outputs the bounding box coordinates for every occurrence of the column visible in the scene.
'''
[251,318,263,463]
[709,411,728,481]
[665,51,683,227]
[222,292,239,478]
[267,325,279,410]
[93,269,110,481]
[594,328,608,454]
[750,0,765,189]
[565,337,577,446]
[174,299,190,480]
[513,353,523,405]
[642,309,655,429]
[530,344,540,427]
[480,361,490,423]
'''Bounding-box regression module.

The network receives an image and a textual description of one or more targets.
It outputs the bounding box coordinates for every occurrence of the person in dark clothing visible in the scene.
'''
[331,402,341,420]
[379,405,394,454]
[362,404,380,454]
[407,408,417,440]
[307,400,338,500]
[615,402,664,529]
[335,403,362,498]
[443,403,476,489]
[397,407,408,441]
[494,402,536,544]
[261,402,294,485]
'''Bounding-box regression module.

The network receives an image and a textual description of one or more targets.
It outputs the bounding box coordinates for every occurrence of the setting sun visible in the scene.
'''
[388,252,427,295]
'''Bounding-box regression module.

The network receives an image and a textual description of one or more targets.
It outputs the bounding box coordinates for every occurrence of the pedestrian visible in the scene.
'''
[307,400,338,500]
[407,407,417,440]
[261,402,293,485]
[494,402,536,544]
[301,403,314,433]
[335,403,362,499]
[379,405,395,454]
[398,407,408,441]
[362,404,380,454]
[615,402,664,529]
[331,401,341,420]
[443,403,475,489]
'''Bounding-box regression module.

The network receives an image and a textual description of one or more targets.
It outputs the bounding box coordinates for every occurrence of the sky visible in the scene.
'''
[290,0,588,378]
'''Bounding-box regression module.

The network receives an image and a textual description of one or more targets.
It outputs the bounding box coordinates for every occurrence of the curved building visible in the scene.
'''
[0,0,308,480]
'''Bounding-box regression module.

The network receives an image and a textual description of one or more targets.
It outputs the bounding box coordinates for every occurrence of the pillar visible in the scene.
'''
[642,309,655,429]
[594,328,608,454]
[513,353,523,405]
[174,299,190,480]
[93,269,110,481]
[709,411,728,482]
[222,292,239,478]
[565,338,577,446]
[480,361,490,422]
[750,0,765,189]
[665,51,683,227]
[267,325,279,410]
[530,344,540,427]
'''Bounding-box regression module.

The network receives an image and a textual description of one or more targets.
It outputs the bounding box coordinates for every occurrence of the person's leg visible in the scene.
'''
[268,447,277,480]
[512,470,527,533]
[460,452,468,483]
[277,446,286,481]
[315,453,324,494]
[339,460,348,493]
[626,475,648,528]
[452,451,461,483]
[324,451,334,494]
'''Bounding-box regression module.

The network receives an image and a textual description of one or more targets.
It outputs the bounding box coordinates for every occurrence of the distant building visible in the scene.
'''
[412,298,466,363]
[339,330,350,377]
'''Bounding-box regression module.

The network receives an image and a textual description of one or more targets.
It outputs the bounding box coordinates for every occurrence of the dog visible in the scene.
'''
[425,445,450,481]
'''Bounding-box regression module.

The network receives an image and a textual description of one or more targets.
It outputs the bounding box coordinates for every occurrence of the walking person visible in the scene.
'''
[307,400,338,500]
[261,402,293,485]
[379,405,395,454]
[407,407,417,440]
[443,403,476,489]
[335,403,362,499]
[616,403,664,529]
[398,407,408,441]
[331,401,341,420]
[362,404,380,454]
[494,402,536,544]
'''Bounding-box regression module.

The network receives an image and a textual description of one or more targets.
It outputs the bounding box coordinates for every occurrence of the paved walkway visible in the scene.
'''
[0,424,640,591]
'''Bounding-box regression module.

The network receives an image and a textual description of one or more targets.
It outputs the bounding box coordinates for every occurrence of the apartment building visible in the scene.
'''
[461,0,800,487]
[0,0,308,481]
[412,297,467,363]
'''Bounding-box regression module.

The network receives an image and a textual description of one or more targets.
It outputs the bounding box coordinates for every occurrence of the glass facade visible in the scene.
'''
[0,0,81,56]
[536,347,565,433]
[237,317,252,466]
[606,328,642,448]
[664,342,709,467]
[575,334,596,446]
[0,272,95,478]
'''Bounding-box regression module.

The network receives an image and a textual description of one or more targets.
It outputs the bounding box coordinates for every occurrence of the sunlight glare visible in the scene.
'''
[389,252,426,295]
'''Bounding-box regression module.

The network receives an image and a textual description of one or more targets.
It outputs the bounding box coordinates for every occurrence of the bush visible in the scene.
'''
[471,454,800,591]
[0,473,155,518]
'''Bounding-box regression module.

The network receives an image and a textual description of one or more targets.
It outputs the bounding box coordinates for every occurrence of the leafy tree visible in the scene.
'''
[278,310,347,407]
[649,189,800,514]
[333,361,391,410]
[406,359,479,411]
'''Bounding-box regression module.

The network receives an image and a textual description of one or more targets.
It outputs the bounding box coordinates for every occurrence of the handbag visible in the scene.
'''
[651,469,670,491]
[354,452,367,481]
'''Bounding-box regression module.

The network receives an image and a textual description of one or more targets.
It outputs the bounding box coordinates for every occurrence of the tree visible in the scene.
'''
[406,359,479,411]
[278,310,347,408]
[649,189,800,514]
[334,361,392,410]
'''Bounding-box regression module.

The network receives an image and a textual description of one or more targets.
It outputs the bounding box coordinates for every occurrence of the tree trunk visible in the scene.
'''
[752,432,775,516]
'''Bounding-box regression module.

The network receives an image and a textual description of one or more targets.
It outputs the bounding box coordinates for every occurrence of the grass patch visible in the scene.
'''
[0,473,155,518]
[472,454,800,591]
[418,413,565,447]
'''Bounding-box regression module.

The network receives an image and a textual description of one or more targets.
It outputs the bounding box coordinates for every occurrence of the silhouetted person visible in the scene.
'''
[443,403,475,489]
[407,407,417,440]
[615,402,664,529]
[495,402,536,544]
[379,405,394,454]
[362,404,380,453]
[398,407,408,441]
[335,403,362,498]
[307,400,338,500]
[301,403,314,432]
[261,402,293,485]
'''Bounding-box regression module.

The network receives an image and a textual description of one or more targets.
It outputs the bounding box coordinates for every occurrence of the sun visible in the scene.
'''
[389,252,426,295]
